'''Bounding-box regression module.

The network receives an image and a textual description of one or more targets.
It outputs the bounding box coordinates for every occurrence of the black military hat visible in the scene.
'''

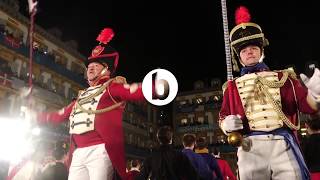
[85,28,119,73]
[230,6,269,69]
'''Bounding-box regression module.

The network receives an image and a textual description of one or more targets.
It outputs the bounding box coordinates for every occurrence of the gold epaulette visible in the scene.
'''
[222,78,239,94]
[275,69,298,80]
[77,90,84,97]
[112,76,127,84]
[222,81,228,94]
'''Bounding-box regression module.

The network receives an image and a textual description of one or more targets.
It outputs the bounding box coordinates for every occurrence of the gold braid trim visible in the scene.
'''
[254,71,300,130]
[255,71,288,88]
[75,78,124,114]
[222,81,228,93]
[231,34,264,46]
[276,69,298,80]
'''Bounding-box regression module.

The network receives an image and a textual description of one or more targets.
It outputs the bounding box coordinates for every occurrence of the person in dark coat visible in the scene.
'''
[182,133,214,180]
[136,126,200,180]
[302,113,320,180]
[195,137,223,180]
[40,142,68,180]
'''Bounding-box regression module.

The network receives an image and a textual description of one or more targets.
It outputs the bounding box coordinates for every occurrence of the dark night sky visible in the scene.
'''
[17,0,320,92]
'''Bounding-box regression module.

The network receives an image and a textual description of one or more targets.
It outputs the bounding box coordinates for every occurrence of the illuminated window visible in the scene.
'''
[194,96,205,105]
[213,95,220,101]
[217,135,227,143]
[179,100,187,105]
[209,95,221,102]
[33,40,48,53]
[181,118,188,125]
[197,117,204,124]
[52,50,67,67]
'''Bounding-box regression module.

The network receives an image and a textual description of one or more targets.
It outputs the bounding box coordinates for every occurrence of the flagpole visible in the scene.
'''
[220,0,243,146]
[27,0,37,105]
[220,0,235,112]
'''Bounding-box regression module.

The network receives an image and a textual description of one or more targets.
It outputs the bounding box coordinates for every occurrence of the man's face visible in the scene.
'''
[239,45,262,66]
[86,62,108,81]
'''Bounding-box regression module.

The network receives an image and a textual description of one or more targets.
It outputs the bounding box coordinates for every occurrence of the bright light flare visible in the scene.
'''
[31,127,41,136]
[0,117,35,163]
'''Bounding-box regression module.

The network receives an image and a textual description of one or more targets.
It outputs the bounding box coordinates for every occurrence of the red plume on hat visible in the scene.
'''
[235,6,251,25]
[96,28,114,45]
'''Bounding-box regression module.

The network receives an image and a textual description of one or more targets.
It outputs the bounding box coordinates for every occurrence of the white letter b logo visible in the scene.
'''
[142,69,178,106]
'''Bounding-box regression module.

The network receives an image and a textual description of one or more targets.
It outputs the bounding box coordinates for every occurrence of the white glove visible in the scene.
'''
[221,114,243,134]
[300,68,320,102]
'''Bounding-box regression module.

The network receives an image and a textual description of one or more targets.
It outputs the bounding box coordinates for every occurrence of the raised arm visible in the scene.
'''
[37,101,75,125]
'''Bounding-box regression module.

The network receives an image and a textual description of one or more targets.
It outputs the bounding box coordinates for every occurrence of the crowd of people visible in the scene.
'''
[135,126,234,180]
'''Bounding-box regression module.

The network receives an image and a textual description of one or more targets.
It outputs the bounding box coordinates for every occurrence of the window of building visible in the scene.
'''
[129,113,134,124]
[0,18,5,33]
[52,50,67,67]
[5,18,24,42]
[56,82,65,97]
[217,134,227,144]
[197,116,204,124]
[32,67,41,85]
[194,80,204,90]
[195,112,208,125]
[193,96,205,105]
[210,78,221,88]
[68,88,78,100]
[179,100,188,105]
[50,78,60,92]
[32,41,48,53]
[128,134,133,144]
[140,139,145,148]
[181,118,188,126]
[137,137,141,147]
[40,71,52,87]
[208,95,222,103]
[71,61,85,76]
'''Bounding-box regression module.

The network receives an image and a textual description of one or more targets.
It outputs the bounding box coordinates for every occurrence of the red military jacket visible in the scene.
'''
[38,77,145,179]
[219,71,317,132]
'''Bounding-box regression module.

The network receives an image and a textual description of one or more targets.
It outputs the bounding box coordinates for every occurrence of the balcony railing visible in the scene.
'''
[0,33,87,86]
[177,124,215,133]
